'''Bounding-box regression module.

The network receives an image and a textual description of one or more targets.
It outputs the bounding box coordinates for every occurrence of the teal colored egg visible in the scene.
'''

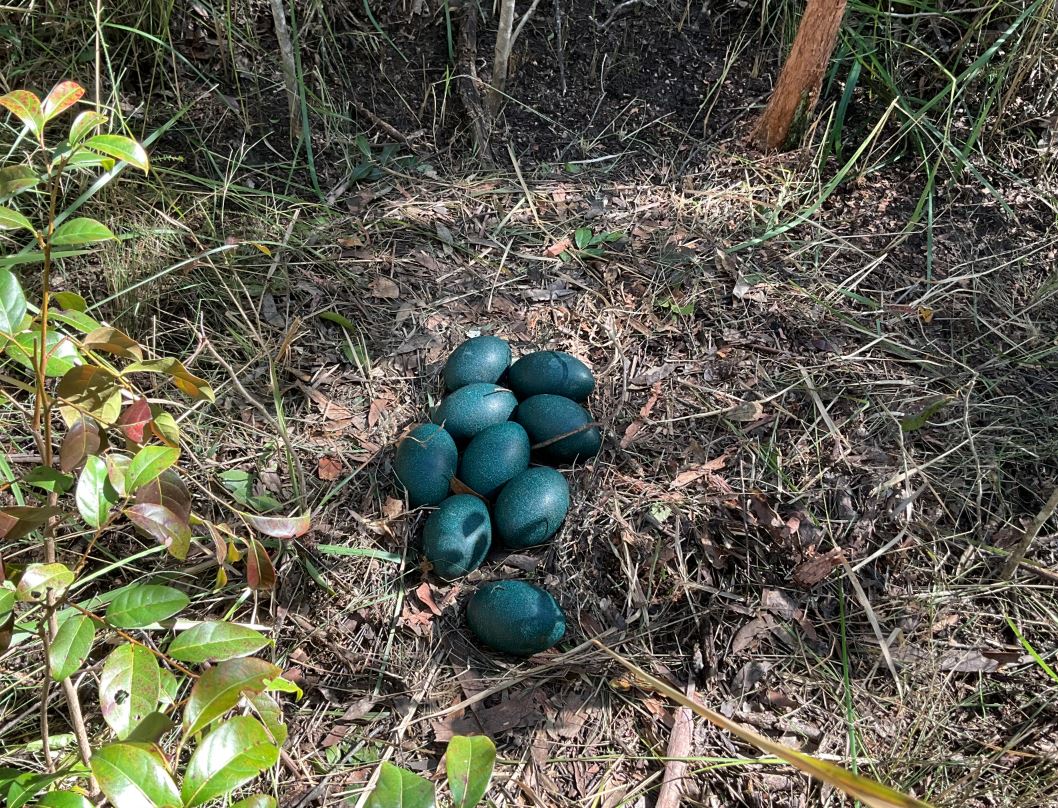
[432,383,518,443]
[494,467,569,548]
[466,580,566,656]
[444,335,512,391]
[508,351,595,402]
[394,424,457,507]
[514,394,601,464]
[421,495,491,579]
[459,422,531,499]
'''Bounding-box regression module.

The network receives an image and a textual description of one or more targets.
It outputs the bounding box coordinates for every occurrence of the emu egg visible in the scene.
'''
[444,335,512,391]
[394,424,457,507]
[432,383,518,443]
[508,350,595,402]
[466,580,566,656]
[459,421,531,499]
[495,467,569,548]
[514,394,601,464]
[422,495,491,579]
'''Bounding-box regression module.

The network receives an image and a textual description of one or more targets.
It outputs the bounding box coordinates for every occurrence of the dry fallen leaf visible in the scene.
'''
[671,453,731,488]
[382,497,403,519]
[545,238,572,257]
[792,548,845,588]
[369,276,400,299]
[726,400,765,422]
[317,456,342,481]
[415,581,442,616]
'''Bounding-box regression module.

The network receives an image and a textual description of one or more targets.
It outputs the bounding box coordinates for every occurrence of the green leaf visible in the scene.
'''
[0,205,34,234]
[125,446,180,493]
[231,796,277,808]
[124,711,175,744]
[90,742,180,807]
[0,586,14,621]
[52,291,86,311]
[183,657,281,737]
[34,790,94,808]
[23,466,74,495]
[218,469,252,505]
[150,410,180,446]
[158,668,180,707]
[0,166,40,200]
[181,716,280,807]
[82,325,143,360]
[76,455,118,528]
[68,110,107,144]
[50,308,102,334]
[574,227,592,250]
[247,692,287,746]
[106,452,132,497]
[168,622,270,664]
[63,150,115,171]
[446,735,496,808]
[3,327,84,377]
[366,762,435,808]
[59,417,101,472]
[900,396,952,433]
[99,644,161,739]
[50,217,115,246]
[106,584,189,628]
[0,267,28,335]
[0,90,43,136]
[5,772,67,808]
[56,365,122,425]
[263,675,302,698]
[123,358,214,402]
[83,134,150,172]
[125,503,192,560]
[15,563,73,602]
[42,81,85,121]
[49,612,96,681]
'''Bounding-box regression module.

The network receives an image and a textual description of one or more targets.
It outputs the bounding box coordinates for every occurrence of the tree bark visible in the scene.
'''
[751,0,848,150]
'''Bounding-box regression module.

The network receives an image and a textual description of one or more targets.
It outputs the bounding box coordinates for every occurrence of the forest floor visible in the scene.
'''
[3,0,1058,805]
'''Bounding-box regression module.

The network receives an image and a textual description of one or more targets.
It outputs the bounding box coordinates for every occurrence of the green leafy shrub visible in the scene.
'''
[365,735,497,808]
[0,81,308,807]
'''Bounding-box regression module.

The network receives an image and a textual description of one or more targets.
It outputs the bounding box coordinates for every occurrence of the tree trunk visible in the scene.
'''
[751,0,848,150]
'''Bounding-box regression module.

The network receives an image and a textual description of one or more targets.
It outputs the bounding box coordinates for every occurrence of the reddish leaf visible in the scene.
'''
[125,503,191,560]
[317,456,342,481]
[241,511,311,539]
[0,506,63,540]
[117,397,152,443]
[244,538,276,591]
[134,469,191,523]
[0,89,43,135]
[42,80,84,120]
[60,418,101,472]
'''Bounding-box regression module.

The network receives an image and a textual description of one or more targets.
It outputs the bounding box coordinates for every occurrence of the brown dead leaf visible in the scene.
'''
[368,397,389,428]
[621,383,663,448]
[545,238,572,257]
[630,364,674,386]
[725,400,765,422]
[415,581,442,616]
[434,689,544,740]
[382,497,403,519]
[891,645,1022,673]
[401,604,433,636]
[732,614,777,654]
[671,453,731,488]
[369,276,400,299]
[791,548,845,588]
[317,456,342,481]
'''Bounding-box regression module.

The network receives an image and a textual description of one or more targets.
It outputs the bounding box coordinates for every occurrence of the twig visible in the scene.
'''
[553,0,567,94]
[656,679,695,808]
[592,0,649,30]
[38,618,54,772]
[1000,485,1058,580]
[511,0,545,47]
[531,422,602,451]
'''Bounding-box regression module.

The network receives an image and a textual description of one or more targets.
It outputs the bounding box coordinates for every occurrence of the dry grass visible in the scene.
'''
[2,0,1058,806]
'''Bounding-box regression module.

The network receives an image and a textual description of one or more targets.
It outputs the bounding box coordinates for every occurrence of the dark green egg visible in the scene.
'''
[432,383,518,443]
[444,335,512,391]
[394,424,458,507]
[459,422,531,499]
[507,351,595,402]
[422,495,491,579]
[514,394,601,464]
[466,580,566,656]
[494,467,569,548]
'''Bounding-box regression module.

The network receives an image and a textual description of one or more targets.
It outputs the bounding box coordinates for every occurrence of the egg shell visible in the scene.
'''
[507,350,595,402]
[432,383,518,443]
[459,421,531,499]
[494,467,569,548]
[443,335,512,391]
[421,495,491,579]
[514,394,601,464]
[466,580,566,656]
[394,424,458,507]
